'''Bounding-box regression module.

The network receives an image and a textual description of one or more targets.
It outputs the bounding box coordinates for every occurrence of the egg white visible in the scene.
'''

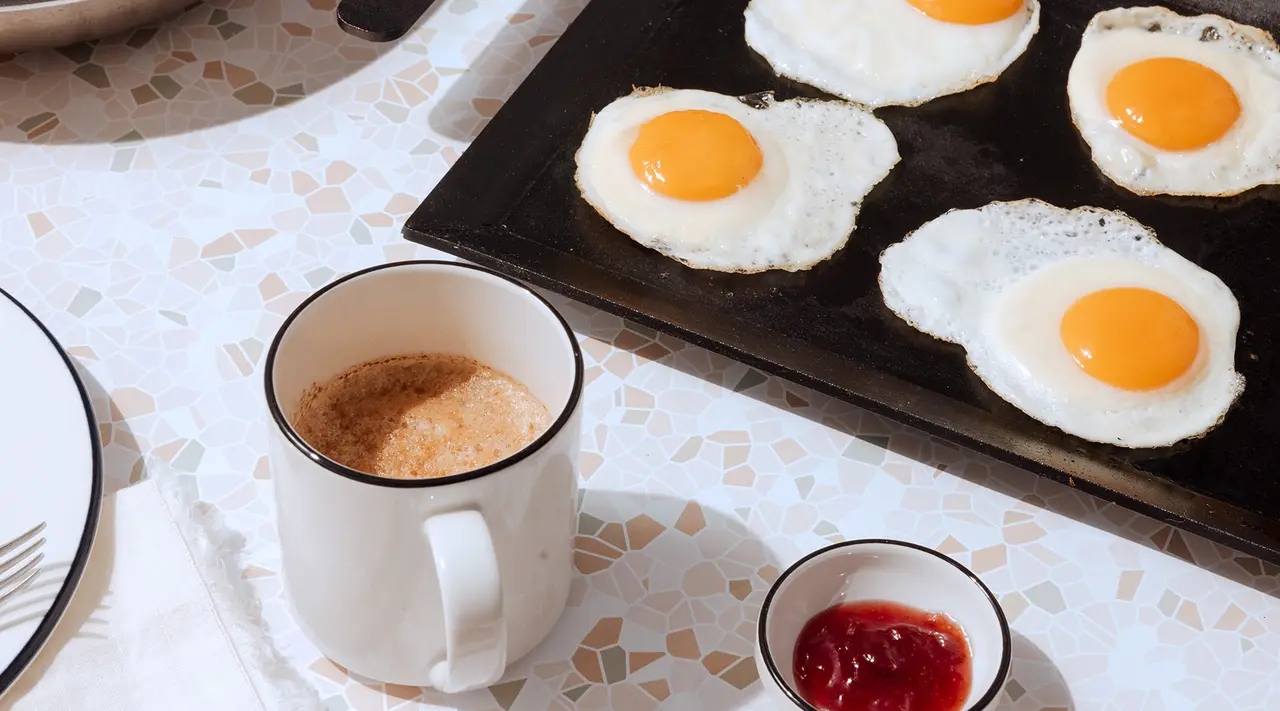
[574,88,900,273]
[879,200,1244,448]
[1068,7,1280,197]
[743,0,1040,108]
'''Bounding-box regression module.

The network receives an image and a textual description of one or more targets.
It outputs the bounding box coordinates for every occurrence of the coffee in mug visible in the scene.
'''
[291,353,550,480]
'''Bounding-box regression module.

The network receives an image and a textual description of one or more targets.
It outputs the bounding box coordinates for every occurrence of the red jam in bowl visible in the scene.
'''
[792,600,972,711]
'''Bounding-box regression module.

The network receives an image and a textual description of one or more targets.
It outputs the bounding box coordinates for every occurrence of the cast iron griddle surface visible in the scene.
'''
[405,0,1280,561]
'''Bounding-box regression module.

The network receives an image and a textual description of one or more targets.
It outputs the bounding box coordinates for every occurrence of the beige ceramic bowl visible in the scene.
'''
[0,0,190,53]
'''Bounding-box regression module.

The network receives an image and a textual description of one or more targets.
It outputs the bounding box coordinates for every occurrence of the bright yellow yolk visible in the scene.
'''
[904,0,1022,25]
[1059,287,1200,391]
[1106,57,1241,152]
[628,110,763,201]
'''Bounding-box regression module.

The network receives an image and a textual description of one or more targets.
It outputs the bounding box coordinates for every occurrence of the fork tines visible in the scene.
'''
[0,522,46,605]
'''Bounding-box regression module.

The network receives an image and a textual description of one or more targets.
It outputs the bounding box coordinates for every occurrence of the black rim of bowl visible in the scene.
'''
[756,538,1013,711]
[262,260,585,489]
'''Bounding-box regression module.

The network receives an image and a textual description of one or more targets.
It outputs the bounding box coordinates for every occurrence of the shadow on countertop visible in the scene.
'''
[995,632,1075,711]
[337,488,781,711]
[0,0,424,145]
[427,0,589,143]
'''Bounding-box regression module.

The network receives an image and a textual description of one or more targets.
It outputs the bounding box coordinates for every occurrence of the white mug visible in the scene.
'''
[264,261,583,693]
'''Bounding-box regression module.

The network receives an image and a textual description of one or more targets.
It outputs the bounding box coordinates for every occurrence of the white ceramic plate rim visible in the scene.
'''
[0,288,102,697]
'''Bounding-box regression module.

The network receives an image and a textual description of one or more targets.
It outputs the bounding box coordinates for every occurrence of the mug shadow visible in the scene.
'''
[426,0,588,142]
[0,0,407,145]
[545,302,1280,601]
[994,632,1075,711]
[348,490,782,711]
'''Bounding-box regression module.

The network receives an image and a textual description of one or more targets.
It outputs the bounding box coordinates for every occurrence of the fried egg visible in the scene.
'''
[1068,7,1280,196]
[879,200,1243,448]
[574,88,899,273]
[744,0,1040,107]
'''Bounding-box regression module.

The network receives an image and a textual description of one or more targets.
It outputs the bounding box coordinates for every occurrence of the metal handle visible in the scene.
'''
[336,0,439,42]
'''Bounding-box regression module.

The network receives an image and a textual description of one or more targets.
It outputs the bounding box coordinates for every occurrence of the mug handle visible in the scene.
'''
[424,510,507,693]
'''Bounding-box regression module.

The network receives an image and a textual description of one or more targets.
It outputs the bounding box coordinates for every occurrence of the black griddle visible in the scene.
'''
[404,0,1280,563]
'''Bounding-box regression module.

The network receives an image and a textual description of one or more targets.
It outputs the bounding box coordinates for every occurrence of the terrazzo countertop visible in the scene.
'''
[0,0,1277,709]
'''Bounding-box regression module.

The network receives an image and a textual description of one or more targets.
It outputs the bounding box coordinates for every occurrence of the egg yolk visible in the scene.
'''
[1059,287,1200,391]
[629,110,763,201]
[1106,57,1241,152]
[904,0,1022,25]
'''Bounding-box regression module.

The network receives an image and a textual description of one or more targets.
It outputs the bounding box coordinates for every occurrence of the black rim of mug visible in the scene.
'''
[263,260,585,489]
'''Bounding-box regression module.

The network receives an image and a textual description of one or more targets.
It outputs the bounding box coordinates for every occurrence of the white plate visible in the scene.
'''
[0,289,102,696]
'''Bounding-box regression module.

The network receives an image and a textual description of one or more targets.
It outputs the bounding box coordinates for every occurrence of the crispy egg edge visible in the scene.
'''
[1066,6,1280,198]
[876,198,1247,448]
[742,0,1042,109]
[573,86,901,274]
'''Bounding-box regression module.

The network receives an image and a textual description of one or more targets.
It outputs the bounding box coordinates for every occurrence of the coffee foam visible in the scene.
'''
[291,353,551,479]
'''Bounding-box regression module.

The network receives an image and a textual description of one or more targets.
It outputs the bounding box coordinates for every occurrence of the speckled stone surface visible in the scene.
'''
[0,0,1277,709]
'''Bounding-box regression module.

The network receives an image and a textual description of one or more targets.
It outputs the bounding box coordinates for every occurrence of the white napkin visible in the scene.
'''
[0,477,322,711]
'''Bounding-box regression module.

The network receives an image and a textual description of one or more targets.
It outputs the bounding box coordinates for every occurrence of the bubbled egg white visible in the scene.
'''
[1068,7,1280,196]
[744,0,1040,107]
[879,200,1244,448]
[574,87,899,273]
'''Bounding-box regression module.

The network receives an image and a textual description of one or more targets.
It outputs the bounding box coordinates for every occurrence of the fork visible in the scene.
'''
[0,522,45,605]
